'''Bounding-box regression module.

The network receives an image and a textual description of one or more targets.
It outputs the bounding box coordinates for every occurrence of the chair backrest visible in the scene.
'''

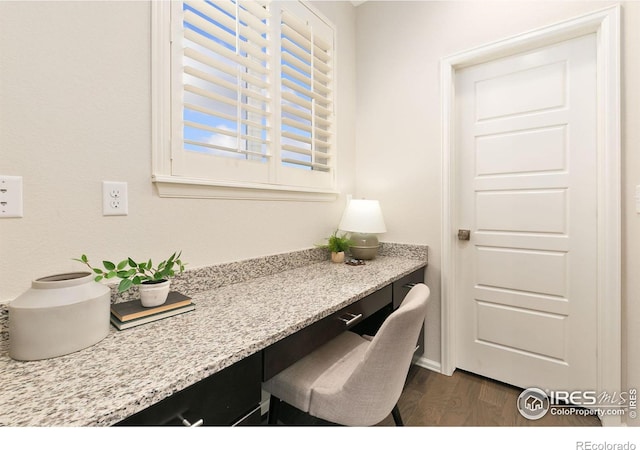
[310,283,431,425]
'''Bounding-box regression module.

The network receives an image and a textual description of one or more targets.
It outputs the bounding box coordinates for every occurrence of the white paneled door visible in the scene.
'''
[454,33,598,392]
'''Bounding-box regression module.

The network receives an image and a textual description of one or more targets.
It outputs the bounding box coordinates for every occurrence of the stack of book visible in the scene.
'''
[110,291,195,330]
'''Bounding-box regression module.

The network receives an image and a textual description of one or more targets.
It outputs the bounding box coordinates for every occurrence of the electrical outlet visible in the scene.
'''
[103,181,128,216]
[0,176,24,218]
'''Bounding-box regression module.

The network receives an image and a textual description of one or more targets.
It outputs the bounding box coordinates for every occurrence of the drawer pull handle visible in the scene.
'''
[178,415,203,427]
[403,283,418,289]
[339,313,363,327]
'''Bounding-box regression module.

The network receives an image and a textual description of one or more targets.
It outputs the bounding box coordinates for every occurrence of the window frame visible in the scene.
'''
[151,0,339,201]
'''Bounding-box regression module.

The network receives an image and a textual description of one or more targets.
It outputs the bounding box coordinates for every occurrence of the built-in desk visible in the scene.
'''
[0,254,426,426]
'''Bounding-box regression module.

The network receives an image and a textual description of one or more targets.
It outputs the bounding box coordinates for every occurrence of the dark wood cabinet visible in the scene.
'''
[392,268,425,309]
[115,352,262,427]
[263,284,392,381]
[351,267,426,354]
[392,268,426,355]
[263,267,426,381]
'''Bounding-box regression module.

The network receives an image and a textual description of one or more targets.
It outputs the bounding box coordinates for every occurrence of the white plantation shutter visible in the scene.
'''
[153,1,337,198]
[173,0,272,182]
[279,8,333,173]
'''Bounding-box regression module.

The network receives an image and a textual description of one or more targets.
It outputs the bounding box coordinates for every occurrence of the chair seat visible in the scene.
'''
[263,331,369,413]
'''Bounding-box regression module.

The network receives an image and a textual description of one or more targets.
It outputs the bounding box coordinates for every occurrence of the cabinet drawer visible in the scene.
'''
[263,284,392,381]
[351,268,427,338]
[392,268,425,309]
[393,268,426,355]
[116,352,261,426]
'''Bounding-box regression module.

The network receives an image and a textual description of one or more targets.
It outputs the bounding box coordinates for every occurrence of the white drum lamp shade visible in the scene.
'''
[338,199,387,259]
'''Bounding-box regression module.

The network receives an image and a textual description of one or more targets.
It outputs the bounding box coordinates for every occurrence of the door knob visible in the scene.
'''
[458,229,471,241]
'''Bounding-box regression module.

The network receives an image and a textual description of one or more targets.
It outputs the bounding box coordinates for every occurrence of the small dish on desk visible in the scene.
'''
[345,258,365,266]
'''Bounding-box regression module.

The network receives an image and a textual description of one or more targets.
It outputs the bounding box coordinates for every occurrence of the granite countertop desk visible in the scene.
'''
[0,246,427,427]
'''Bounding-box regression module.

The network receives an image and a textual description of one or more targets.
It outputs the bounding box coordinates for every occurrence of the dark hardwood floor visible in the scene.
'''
[273,365,601,426]
[376,365,601,426]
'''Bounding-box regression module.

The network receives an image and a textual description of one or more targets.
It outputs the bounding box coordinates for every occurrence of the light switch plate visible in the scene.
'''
[0,176,24,218]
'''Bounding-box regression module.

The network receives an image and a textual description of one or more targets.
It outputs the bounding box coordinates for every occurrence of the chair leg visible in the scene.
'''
[268,395,281,425]
[391,404,404,426]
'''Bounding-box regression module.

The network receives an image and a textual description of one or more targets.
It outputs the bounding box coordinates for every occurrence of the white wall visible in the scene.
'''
[355,0,640,425]
[3,0,638,426]
[0,1,357,302]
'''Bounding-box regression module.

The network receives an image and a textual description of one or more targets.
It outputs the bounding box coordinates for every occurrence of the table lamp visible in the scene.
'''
[338,199,387,260]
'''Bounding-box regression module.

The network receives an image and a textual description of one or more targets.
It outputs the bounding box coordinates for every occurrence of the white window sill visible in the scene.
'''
[152,175,339,202]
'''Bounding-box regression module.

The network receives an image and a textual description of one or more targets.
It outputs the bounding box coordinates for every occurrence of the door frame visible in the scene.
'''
[440,5,621,424]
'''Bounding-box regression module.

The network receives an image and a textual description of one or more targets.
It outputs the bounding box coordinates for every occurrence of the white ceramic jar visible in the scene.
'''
[9,272,110,361]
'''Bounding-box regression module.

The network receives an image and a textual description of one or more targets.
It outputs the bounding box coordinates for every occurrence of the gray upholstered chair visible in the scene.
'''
[263,283,431,426]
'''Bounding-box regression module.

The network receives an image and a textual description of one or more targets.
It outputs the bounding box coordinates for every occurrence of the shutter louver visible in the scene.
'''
[280,9,333,172]
[182,0,270,160]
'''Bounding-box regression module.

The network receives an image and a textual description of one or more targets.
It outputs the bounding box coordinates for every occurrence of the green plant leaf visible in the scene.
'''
[118,278,133,292]
[78,252,185,285]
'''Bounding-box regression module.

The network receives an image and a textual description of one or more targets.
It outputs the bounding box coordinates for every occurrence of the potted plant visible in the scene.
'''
[74,251,186,307]
[319,231,353,263]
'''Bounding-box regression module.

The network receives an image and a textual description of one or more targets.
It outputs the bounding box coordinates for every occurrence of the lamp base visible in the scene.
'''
[349,233,380,260]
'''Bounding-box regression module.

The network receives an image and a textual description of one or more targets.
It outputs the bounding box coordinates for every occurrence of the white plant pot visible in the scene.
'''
[139,279,170,307]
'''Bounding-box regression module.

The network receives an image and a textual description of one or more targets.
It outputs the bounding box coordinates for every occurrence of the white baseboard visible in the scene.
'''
[413,355,443,374]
